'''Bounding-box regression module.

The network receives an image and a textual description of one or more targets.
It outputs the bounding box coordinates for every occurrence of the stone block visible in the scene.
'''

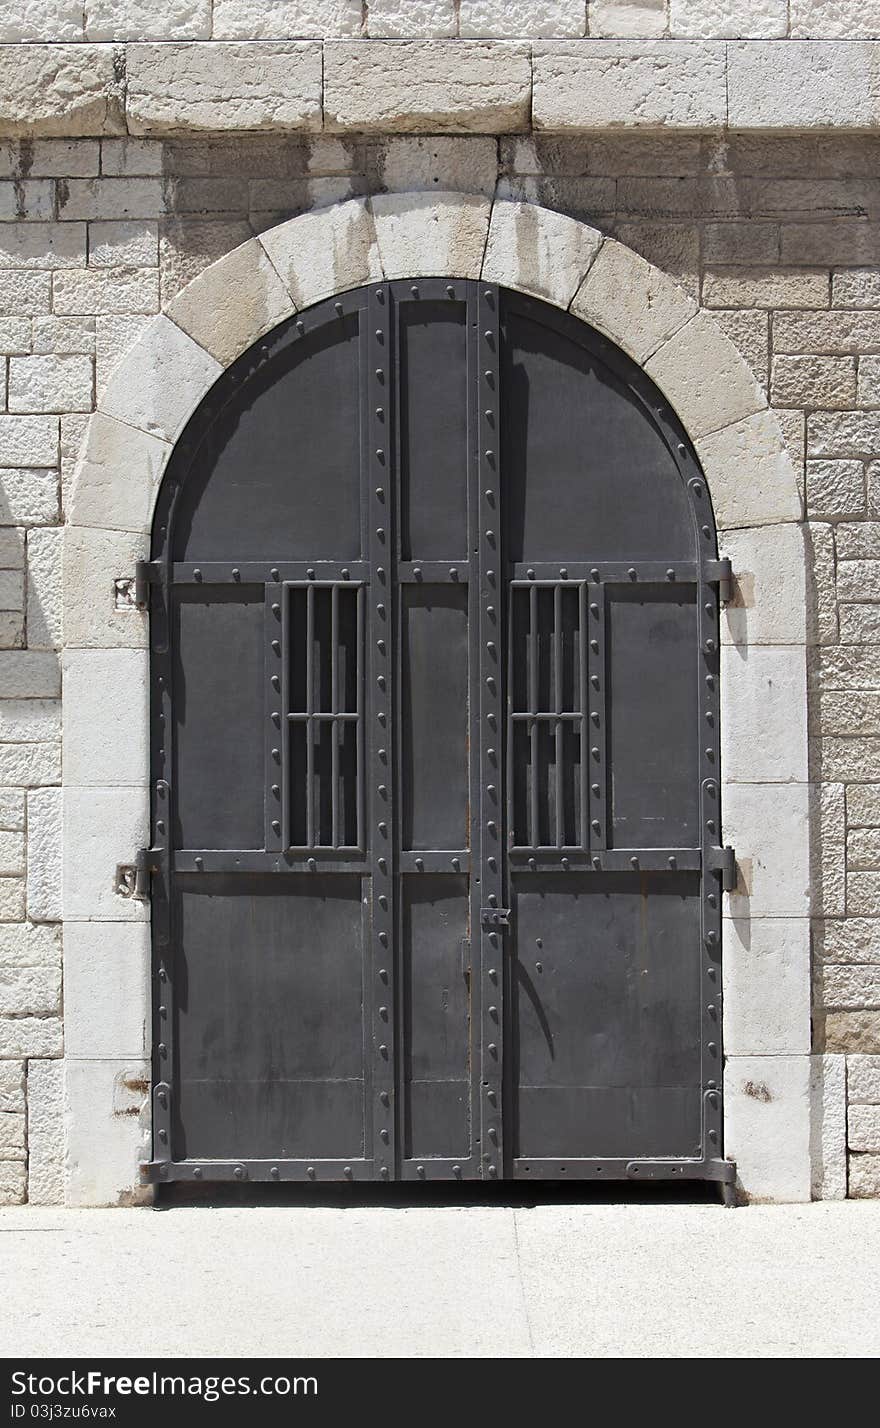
[0,1161,24,1203]
[723,782,810,919]
[27,786,62,923]
[0,1111,24,1159]
[533,40,727,130]
[822,964,880,1010]
[212,1,362,39]
[0,878,24,920]
[810,1054,847,1199]
[60,178,164,223]
[695,409,801,528]
[774,309,880,356]
[646,313,766,441]
[0,415,58,467]
[814,919,880,964]
[0,223,86,271]
[0,1060,23,1112]
[26,1058,64,1205]
[127,42,323,135]
[0,470,59,527]
[849,1103,880,1151]
[69,413,170,537]
[0,43,123,137]
[570,237,695,364]
[833,268,880,308]
[723,917,811,1055]
[100,139,163,178]
[825,1010,880,1052]
[838,560,880,602]
[589,2,666,38]
[0,651,59,698]
[259,199,381,314]
[808,411,880,459]
[849,1154,880,1196]
[847,786,880,827]
[703,266,828,309]
[0,922,60,967]
[0,831,23,875]
[168,235,293,367]
[839,606,880,643]
[0,790,24,829]
[806,460,865,520]
[26,527,62,652]
[0,744,60,785]
[0,1015,62,1057]
[63,527,149,650]
[790,0,880,40]
[819,692,880,735]
[0,319,31,355]
[7,356,93,415]
[848,1055,880,1101]
[63,786,149,922]
[0,964,61,1016]
[32,318,95,357]
[63,649,147,788]
[84,0,211,41]
[367,0,456,36]
[376,136,498,195]
[53,268,160,317]
[0,2,82,43]
[64,922,149,1058]
[372,191,491,280]
[64,1058,151,1206]
[94,314,153,397]
[670,0,787,37]
[0,271,51,317]
[325,40,532,133]
[99,314,221,444]
[721,645,807,783]
[729,41,880,129]
[0,701,59,742]
[483,200,602,309]
[858,356,880,409]
[711,309,768,389]
[88,220,159,269]
[771,355,856,410]
[725,1055,811,1202]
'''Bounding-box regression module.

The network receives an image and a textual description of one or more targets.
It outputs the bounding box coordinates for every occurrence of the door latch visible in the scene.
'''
[481,907,511,930]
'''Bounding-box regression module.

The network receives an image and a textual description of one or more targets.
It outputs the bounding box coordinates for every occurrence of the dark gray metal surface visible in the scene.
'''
[145,282,731,1187]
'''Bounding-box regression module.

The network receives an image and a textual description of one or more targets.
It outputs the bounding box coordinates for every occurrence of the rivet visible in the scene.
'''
[192,1166,202,1178]
[488,1164,498,1178]
[193,568,202,581]
[706,931,718,947]
[377,603,385,616]
[453,1165,461,1176]
[414,567,422,579]
[450,567,458,579]
[529,857,536,870]
[375,368,383,379]
[342,568,350,580]
[415,857,423,871]
[488,1043,497,1055]
[307,567,315,579]
[194,856,203,870]
[307,1166,315,1179]
[272,820,280,833]
[628,568,637,580]
[630,856,639,869]
[417,1165,425,1178]
[485,451,494,461]
[234,1166,244,1180]
[666,568,675,580]
[344,1166,353,1179]
[270,567,279,580]
[411,285,418,296]
[375,330,383,340]
[527,568,535,579]
[451,857,460,872]
[484,330,493,340]
[446,285,455,297]
[296,320,305,334]
[668,856,677,869]
[270,1166,279,1180]
[308,857,316,871]
[562,857,569,870]
[591,820,601,833]
[335,302,343,314]
[591,746,600,759]
[380,1166,389,1179]
[484,370,492,381]
[708,1042,717,1056]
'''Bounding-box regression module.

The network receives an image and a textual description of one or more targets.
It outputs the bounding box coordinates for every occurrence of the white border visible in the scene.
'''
[61,193,812,1204]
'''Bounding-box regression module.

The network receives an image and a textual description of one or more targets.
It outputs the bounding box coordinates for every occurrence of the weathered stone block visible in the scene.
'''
[377,136,497,195]
[815,918,880,964]
[775,310,880,356]
[127,42,323,135]
[27,786,62,923]
[0,1015,61,1057]
[646,313,765,441]
[826,1010,880,1052]
[772,356,856,411]
[0,701,59,743]
[367,0,456,36]
[839,605,880,643]
[703,266,828,309]
[0,744,59,786]
[0,415,58,467]
[0,44,123,137]
[63,527,149,650]
[533,40,727,130]
[0,1161,24,1203]
[858,356,880,410]
[723,917,811,1055]
[7,356,93,415]
[833,268,880,308]
[696,409,801,528]
[806,460,865,520]
[838,559,880,602]
[65,1058,151,1206]
[481,200,600,309]
[849,1103,880,1151]
[88,220,159,270]
[822,963,880,1009]
[26,527,62,652]
[168,234,293,367]
[64,922,149,1058]
[0,651,59,698]
[808,411,880,460]
[725,1055,811,1202]
[0,790,24,831]
[63,650,147,788]
[0,470,59,526]
[213,1,362,39]
[53,268,160,317]
[0,271,51,317]
[0,878,24,921]
[0,922,60,967]
[99,314,220,444]
[0,831,23,875]
[63,786,149,923]
[0,1060,23,1112]
[818,736,880,781]
[723,782,810,919]
[790,0,880,40]
[0,319,32,356]
[848,786,880,827]
[670,0,787,38]
[100,138,163,178]
[711,309,769,389]
[69,413,170,537]
[722,645,807,783]
[85,0,211,41]
[589,2,666,38]
[326,40,531,134]
[94,314,153,397]
[0,1110,24,1158]
[810,1054,847,1199]
[32,317,95,357]
[0,964,61,1017]
[729,41,880,129]
[818,692,880,736]
[0,223,86,271]
[259,198,382,315]
[571,237,695,364]
[372,191,491,280]
[848,1056,880,1102]
[0,2,82,43]
[849,1153,880,1196]
[27,1057,64,1205]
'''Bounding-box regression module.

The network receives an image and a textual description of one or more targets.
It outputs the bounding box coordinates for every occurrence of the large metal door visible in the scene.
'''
[143,282,733,1190]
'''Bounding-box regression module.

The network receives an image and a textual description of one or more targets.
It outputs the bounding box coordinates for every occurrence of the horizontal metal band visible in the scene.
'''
[142,1159,376,1184]
[170,561,369,585]
[174,850,367,874]
[508,848,702,872]
[397,561,469,584]
[398,850,470,874]
[510,562,699,584]
[512,1157,735,1183]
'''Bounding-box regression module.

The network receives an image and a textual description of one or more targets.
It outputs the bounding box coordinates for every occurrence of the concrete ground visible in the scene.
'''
[1,1198,878,1358]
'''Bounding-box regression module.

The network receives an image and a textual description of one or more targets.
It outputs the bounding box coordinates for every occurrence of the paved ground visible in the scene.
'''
[1,1197,878,1357]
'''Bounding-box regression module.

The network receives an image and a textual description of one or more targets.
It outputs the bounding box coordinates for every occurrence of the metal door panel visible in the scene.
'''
[398,297,469,560]
[173,874,366,1162]
[401,584,470,851]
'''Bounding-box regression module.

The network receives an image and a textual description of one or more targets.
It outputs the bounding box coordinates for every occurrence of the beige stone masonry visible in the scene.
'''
[258,198,383,311]
[126,43,323,136]
[167,237,294,367]
[533,41,728,130]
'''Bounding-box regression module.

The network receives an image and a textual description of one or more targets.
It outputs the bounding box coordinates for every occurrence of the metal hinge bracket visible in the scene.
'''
[705,557,733,604]
[707,845,737,892]
[116,847,159,902]
[134,559,160,610]
[481,907,511,930]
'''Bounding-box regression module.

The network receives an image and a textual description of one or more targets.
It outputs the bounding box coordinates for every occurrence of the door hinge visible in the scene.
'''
[481,907,511,930]
[134,559,160,610]
[116,847,158,901]
[707,845,737,892]
[705,557,733,604]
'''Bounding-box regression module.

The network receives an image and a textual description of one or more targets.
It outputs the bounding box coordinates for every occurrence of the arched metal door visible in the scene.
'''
[143,281,734,1190]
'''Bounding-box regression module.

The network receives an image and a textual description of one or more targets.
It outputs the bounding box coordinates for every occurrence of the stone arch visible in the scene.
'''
[62,192,811,1205]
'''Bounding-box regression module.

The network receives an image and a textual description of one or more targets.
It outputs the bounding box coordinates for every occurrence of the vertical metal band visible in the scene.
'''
[586,580,607,855]
[368,282,395,1180]
[478,282,503,1180]
[266,574,284,852]
[150,488,177,1170]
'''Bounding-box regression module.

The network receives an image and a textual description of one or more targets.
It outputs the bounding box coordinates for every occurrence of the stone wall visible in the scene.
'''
[1,129,879,1201]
